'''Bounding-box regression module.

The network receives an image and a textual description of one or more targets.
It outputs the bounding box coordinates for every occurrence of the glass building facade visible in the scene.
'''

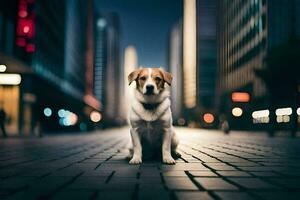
[169,21,183,122]
[0,0,96,135]
[94,13,121,124]
[196,0,217,111]
[218,0,300,129]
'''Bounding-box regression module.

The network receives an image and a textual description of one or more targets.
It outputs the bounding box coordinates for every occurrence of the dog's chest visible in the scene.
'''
[136,120,164,142]
[137,120,163,133]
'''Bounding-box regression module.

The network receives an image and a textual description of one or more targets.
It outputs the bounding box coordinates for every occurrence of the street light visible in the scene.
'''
[232,107,243,117]
[0,65,7,72]
[0,74,21,85]
[90,111,102,123]
[275,107,292,116]
[203,113,214,124]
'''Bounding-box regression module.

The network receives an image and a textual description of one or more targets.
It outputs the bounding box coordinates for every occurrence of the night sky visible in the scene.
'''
[95,0,183,68]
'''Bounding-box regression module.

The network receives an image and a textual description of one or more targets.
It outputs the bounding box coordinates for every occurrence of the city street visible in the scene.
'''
[0,128,300,200]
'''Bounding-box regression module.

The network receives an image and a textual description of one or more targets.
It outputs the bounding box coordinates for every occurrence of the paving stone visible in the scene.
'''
[228,178,278,189]
[139,177,162,184]
[6,189,53,200]
[216,171,252,177]
[205,163,237,171]
[214,191,255,200]
[162,171,187,177]
[164,177,198,190]
[254,191,300,200]
[67,177,106,189]
[113,170,138,178]
[250,171,280,177]
[52,190,94,200]
[160,163,209,171]
[139,184,165,190]
[96,191,133,200]
[189,171,217,177]
[238,166,293,172]
[82,170,113,177]
[194,177,238,190]
[139,168,160,178]
[139,188,170,200]
[50,168,83,177]
[230,162,261,167]
[0,177,36,189]
[175,191,213,200]
[266,178,300,189]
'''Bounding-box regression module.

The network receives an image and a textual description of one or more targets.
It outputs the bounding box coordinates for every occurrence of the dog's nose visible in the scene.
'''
[146,85,154,92]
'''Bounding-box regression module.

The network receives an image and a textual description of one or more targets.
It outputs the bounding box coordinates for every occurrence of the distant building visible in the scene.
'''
[0,0,97,135]
[183,0,197,109]
[121,45,138,120]
[196,0,218,117]
[169,21,183,122]
[217,0,300,129]
[181,0,218,126]
[94,13,121,125]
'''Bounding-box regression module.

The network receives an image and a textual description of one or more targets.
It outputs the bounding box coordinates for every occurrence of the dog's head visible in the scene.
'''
[128,68,172,96]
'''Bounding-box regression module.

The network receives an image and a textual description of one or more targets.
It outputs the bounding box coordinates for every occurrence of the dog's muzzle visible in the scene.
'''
[145,85,154,95]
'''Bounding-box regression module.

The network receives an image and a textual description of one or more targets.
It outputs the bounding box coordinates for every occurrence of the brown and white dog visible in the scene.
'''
[127,68,180,164]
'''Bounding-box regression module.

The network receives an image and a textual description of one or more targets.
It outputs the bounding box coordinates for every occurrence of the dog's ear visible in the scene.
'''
[160,69,172,85]
[128,69,141,85]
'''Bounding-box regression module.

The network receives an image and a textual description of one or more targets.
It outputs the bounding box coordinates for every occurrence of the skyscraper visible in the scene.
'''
[121,45,138,120]
[94,13,121,125]
[196,0,217,112]
[183,0,197,109]
[181,0,218,126]
[169,21,183,121]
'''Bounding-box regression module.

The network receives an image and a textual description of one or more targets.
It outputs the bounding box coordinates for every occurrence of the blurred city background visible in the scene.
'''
[0,0,299,137]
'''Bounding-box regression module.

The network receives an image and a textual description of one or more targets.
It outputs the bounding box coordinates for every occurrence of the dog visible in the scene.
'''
[127,67,180,164]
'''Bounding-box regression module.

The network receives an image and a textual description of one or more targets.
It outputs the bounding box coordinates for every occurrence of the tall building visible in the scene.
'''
[218,0,300,128]
[0,0,97,135]
[181,0,218,126]
[196,0,217,112]
[121,45,138,120]
[84,0,100,112]
[94,13,121,125]
[183,0,197,109]
[169,21,183,121]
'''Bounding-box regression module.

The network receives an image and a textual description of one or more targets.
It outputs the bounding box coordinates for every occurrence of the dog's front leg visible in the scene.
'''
[129,128,142,164]
[162,128,176,164]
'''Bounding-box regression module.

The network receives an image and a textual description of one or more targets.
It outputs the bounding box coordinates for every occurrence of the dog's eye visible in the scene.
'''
[139,76,146,81]
[155,77,162,81]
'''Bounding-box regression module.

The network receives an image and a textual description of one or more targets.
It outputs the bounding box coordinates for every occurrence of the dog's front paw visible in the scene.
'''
[163,156,176,165]
[129,156,142,164]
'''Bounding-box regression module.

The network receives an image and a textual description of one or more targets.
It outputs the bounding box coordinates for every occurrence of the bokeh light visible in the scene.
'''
[43,108,52,117]
[203,113,214,124]
[90,111,102,122]
[232,107,243,117]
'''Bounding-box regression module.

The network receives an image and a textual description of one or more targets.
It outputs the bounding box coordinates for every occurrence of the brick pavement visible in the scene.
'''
[0,127,300,200]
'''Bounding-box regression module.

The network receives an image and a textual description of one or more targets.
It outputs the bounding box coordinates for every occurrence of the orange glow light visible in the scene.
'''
[203,113,214,124]
[231,92,250,102]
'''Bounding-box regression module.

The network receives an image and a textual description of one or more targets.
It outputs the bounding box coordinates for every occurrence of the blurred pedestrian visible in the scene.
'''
[220,114,230,134]
[221,120,230,134]
[0,107,7,138]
